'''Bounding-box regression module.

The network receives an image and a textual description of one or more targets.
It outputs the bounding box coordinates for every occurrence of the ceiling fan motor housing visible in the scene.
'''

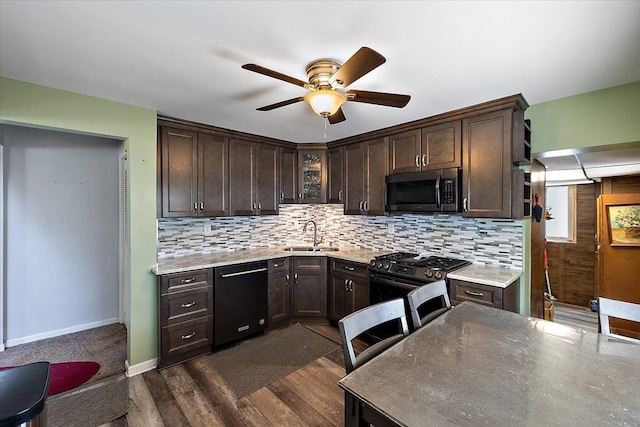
[306,59,342,88]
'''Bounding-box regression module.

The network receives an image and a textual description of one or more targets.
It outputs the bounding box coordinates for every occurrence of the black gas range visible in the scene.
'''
[369,252,471,284]
[367,252,470,338]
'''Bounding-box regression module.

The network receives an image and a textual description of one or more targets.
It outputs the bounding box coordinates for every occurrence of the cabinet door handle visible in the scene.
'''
[280,191,285,200]
[257,201,262,210]
[415,155,420,168]
[422,154,426,167]
[344,278,349,291]
[181,332,196,340]
[363,201,368,212]
[338,190,343,201]
[180,277,196,284]
[359,201,364,211]
[181,301,196,308]
[193,202,197,212]
[465,290,484,297]
[344,265,355,271]
[349,280,354,292]
[299,192,303,199]
[200,202,204,211]
[463,198,468,211]
[294,273,298,284]
[285,274,290,285]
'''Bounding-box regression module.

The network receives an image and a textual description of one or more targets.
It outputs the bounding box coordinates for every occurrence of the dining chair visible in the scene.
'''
[598,297,640,344]
[338,298,409,374]
[407,280,451,329]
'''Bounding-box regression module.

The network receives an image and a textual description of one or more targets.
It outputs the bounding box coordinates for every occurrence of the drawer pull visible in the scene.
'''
[181,332,196,340]
[344,265,355,271]
[465,290,484,297]
[273,262,283,268]
[181,277,197,284]
[181,301,196,308]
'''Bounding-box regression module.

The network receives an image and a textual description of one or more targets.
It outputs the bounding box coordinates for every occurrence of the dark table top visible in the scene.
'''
[338,302,640,426]
[0,361,50,427]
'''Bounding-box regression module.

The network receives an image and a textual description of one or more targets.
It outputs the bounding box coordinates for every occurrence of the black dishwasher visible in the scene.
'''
[214,260,268,347]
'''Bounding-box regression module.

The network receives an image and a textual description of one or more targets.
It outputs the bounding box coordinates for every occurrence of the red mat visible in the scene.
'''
[0,361,100,395]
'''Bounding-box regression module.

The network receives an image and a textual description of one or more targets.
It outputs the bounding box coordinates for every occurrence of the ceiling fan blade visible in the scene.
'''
[328,108,346,124]
[329,47,386,88]
[242,64,312,89]
[346,90,411,108]
[256,97,305,111]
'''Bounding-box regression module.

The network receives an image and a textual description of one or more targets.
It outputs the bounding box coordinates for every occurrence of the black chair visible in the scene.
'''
[338,298,409,374]
[406,280,451,329]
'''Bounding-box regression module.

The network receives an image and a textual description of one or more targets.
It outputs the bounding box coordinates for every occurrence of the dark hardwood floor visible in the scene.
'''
[98,324,362,427]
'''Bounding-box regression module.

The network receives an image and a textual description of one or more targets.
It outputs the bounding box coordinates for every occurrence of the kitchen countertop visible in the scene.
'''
[152,245,388,275]
[448,263,523,288]
[153,246,522,289]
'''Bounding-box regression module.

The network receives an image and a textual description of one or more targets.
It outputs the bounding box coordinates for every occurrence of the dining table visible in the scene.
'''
[338,301,640,426]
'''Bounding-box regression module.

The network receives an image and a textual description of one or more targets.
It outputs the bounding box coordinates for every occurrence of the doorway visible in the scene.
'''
[1,125,126,347]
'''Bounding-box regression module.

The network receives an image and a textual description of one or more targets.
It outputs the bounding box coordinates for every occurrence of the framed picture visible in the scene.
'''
[608,204,640,246]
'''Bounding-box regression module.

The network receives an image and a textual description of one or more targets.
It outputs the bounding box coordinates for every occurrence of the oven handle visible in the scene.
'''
[369,274,422,291]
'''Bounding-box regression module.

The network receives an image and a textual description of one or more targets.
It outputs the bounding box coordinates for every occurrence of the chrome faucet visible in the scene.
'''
[303,220,324,246]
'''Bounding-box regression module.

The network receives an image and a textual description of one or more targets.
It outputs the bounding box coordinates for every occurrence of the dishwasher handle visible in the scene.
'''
[219,267,268,278]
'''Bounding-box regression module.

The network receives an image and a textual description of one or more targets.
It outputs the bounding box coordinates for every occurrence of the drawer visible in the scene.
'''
[161,315,213,359]
[268,257,290,273]
[161,285,212,327]
[293,256,325,270]
[450,279,502,309]
[332,259,368,278]
[160,268,213,294]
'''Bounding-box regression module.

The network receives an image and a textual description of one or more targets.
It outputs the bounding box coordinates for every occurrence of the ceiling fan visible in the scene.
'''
[241,47,411,124]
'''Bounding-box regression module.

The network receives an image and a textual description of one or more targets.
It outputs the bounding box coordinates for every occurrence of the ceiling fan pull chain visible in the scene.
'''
[324,117,328,139]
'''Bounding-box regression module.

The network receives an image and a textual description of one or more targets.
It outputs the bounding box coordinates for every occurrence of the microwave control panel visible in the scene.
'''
[441,178,456,204]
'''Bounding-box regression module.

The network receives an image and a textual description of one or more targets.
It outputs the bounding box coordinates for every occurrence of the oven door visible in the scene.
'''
[368,272,423,340]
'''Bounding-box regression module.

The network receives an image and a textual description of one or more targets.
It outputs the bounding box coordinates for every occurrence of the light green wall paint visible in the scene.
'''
[526,81,640,154]
[0,77,157,366]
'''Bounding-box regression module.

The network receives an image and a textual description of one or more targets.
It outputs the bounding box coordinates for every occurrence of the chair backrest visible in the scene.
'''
[406,280,451,329]
[338,298,409,374]
[598,297,640,344]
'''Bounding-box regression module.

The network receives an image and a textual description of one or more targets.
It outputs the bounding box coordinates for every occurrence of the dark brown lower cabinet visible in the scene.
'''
[291,257,327,317]
[449,278,519,313]
[267,257,291,328]
[158,268,214,368]
[328,259,370,321]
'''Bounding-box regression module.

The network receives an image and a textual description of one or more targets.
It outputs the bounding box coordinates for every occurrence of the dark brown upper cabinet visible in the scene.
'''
[297,149,327,203]
[462,103,529,219]
[389,122,461,174]
[327,146,344,204]
[160,127,229,217]
[229,138,278,216]
[344,137,388,216]
[279,146,297,204]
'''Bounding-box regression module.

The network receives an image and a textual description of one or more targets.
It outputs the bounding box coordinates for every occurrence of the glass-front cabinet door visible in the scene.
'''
[297,149,327,203]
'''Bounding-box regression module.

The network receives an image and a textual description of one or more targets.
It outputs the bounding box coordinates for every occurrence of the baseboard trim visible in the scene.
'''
[5,318,120,348]
[126,358,157,377]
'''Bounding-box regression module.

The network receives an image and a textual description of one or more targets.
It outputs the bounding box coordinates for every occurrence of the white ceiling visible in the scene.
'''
[1,2,639,160]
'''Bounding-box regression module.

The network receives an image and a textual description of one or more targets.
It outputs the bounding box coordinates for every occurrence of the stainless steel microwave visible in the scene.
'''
[385,168,460,213]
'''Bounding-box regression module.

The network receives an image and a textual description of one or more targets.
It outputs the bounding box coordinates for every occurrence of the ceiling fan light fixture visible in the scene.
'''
[304,90,346,117]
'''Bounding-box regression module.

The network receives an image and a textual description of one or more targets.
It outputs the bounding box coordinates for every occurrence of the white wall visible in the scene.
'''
[4,125,121,344]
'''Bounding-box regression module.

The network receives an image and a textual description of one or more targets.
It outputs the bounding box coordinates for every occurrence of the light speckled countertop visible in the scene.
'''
[153,246,522,288]
[448,263,522,288]
[152,245,388,275]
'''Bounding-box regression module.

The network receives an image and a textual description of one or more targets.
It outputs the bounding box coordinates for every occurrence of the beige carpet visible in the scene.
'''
[207,323,338,398]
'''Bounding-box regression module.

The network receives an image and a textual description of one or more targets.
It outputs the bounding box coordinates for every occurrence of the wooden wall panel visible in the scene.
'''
[601,175,640,194]
[546,184,598,307]
[530,159,546,318]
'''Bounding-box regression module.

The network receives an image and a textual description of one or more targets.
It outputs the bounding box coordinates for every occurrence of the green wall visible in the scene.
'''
[0,78,157,367]
[526,81,640,154]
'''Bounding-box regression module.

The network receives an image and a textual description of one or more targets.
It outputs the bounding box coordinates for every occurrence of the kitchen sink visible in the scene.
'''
[283,246,339,252]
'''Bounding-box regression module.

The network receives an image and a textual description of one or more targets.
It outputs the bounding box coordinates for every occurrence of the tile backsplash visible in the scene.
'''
[157,204,523,268]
